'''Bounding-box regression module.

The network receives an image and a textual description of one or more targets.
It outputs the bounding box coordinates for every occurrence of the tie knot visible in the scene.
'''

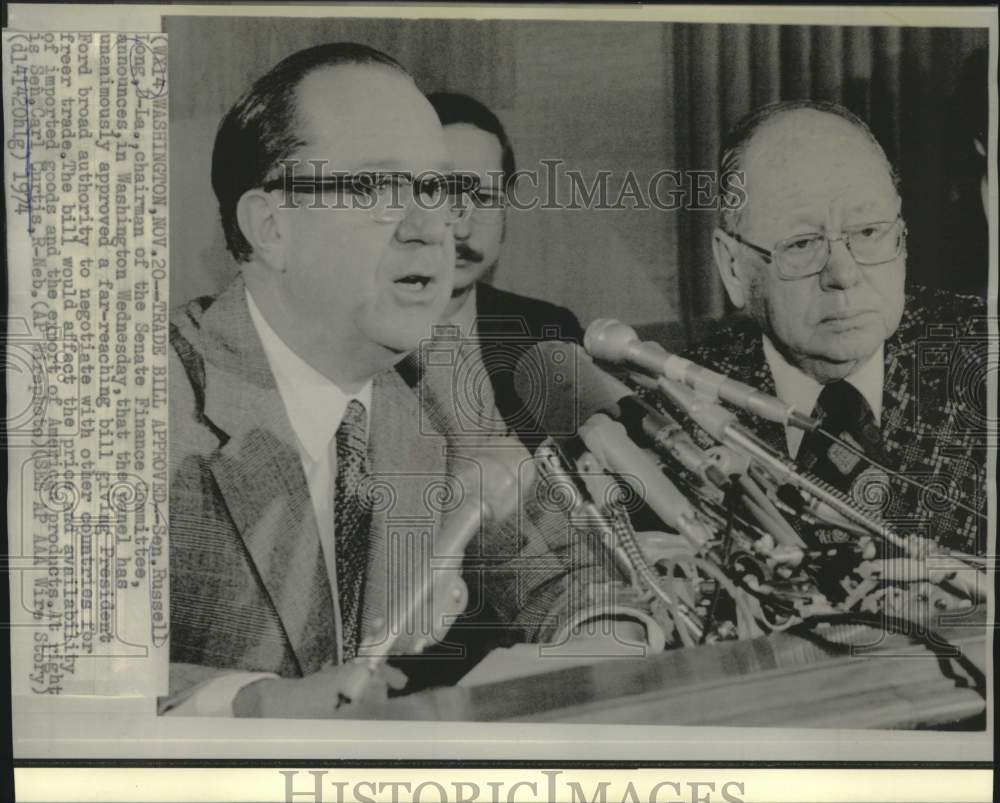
[816,380,871,432]
[337,399,368,451]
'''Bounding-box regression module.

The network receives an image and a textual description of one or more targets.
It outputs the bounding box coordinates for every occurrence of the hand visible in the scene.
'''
[233,661,408,718]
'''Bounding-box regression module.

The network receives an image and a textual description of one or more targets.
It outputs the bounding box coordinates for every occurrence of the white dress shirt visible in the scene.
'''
[248,290,373,590]
[762,335,883,458]
[169,289,371,716]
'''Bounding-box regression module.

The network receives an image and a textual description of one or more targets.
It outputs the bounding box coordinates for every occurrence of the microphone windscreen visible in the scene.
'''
[512,341,631,438]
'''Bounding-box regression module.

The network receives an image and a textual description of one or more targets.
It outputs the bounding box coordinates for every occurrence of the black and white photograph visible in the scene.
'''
[162,13,992,728]
[2,4,996,795]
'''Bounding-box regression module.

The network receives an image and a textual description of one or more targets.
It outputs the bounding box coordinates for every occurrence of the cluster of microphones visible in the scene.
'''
[340,321,987,702]
[505,320,985,638]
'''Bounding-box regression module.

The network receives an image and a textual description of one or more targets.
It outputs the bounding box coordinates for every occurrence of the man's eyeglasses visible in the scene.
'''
[262,171,481,224]
[465,188,506,225]
[728,217,907,280]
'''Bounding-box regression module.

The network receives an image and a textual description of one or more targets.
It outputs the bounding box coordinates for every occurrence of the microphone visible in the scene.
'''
[584,319,818,431]
[512,341,728,489]
[578,413,714,547]
[658,377,909,551]
[511,342,714,546]
[340,439,523,704]
[620,395,733,490]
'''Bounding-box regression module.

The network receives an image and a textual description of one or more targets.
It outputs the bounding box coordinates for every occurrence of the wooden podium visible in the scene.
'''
[365,614,987,728]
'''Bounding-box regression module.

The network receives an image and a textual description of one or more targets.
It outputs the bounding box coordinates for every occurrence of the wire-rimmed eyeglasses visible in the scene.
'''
[727,217,907,280]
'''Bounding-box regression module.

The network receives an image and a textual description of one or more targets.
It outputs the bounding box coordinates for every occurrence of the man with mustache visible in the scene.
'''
[165,45,659,718]
[684,100,986,555]
[427,92,583,446]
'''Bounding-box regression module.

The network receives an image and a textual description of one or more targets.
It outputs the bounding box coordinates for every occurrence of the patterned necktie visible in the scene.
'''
[797,380,882,494]
[333,399,371,661]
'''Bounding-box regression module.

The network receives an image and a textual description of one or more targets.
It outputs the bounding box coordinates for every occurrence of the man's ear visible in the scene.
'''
[712,226,748,310]
[236,189,288,273]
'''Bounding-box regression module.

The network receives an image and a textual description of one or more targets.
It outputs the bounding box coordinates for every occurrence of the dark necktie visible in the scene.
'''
[796,380,882,495]
[333,399,371,661]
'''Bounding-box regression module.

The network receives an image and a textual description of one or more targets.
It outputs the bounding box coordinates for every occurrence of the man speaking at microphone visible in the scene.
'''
[165,43,658,718]
[684,99,986,555]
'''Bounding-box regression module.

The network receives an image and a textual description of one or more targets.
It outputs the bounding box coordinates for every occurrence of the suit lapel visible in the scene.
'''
[731,334,787,455]
[474,285,550,448]
[195,280,336,674]
[878,331,913,470]
[472,284,507,413]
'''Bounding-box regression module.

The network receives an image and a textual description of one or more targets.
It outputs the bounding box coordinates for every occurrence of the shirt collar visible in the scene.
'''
[762,335,883,455]
[246,288,372,462]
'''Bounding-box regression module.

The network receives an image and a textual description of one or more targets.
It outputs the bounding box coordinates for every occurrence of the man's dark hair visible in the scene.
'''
[718,99,899,233]
[212,42,408,262]
[426,92,516,191]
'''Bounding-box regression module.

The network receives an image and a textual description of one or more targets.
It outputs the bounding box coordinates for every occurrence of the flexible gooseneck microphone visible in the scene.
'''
[584,318,819,431]
[587,320,985,530]
[511,341,715,546]
[338,440,523,705]
[512,340,728,488]
[655,376,912,550]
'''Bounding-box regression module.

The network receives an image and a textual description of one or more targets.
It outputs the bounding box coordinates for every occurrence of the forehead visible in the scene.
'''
[443,123,503,180]
[293,65,451,170]
[741,110,898,230]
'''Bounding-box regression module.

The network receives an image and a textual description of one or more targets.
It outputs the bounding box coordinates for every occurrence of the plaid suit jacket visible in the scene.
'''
[166,278,635,705]
[681,285,989,556]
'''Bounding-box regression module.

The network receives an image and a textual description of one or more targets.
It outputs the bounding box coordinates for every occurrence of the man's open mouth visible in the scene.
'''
[394,274,434,289]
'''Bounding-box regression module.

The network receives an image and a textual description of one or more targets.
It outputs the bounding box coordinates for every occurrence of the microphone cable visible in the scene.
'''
[604,489,704,647]
[785,610,986,702]
[699,480,741,645]
[812,426,986,522]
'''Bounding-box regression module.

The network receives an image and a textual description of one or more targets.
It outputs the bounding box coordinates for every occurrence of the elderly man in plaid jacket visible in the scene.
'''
[685,99,987,557]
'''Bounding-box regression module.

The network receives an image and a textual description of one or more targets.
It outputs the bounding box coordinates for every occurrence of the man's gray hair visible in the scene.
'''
[719,99,900,233]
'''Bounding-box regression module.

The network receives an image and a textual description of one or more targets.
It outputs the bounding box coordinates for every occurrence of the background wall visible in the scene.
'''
[167,17,989,346]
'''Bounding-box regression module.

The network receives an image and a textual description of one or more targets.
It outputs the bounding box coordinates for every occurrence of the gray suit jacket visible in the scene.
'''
[165,278,637,706]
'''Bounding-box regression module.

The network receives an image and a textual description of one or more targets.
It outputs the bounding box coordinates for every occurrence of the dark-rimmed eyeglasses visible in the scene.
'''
[727,217,907,280]
[262,171,481,224]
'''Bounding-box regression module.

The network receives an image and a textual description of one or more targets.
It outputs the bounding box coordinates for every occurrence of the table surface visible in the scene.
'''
[360,612,988,728]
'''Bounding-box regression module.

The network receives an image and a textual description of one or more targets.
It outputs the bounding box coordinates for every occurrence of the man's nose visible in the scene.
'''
[452,213,472,241]
[394,201,450,245]
[819,238,862,290]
